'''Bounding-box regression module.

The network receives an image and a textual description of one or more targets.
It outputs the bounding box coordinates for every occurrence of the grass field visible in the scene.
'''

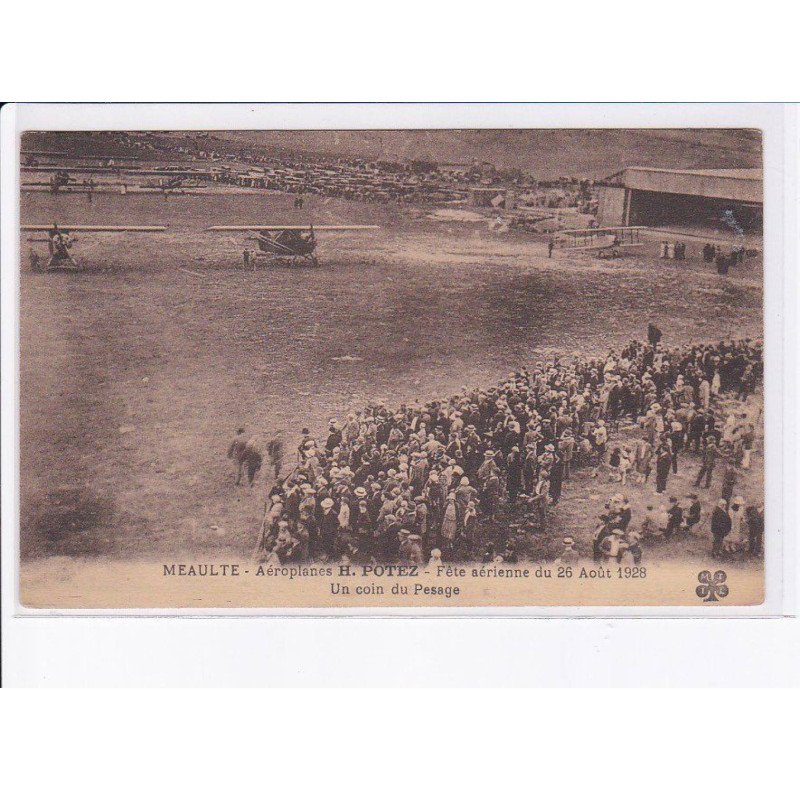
[19,189,764,562]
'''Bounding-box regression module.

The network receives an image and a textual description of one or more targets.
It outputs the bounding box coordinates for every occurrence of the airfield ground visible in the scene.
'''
[19,190,764,563]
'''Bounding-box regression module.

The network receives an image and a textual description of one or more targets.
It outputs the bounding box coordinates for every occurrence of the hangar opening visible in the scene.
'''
[597,167,762,234]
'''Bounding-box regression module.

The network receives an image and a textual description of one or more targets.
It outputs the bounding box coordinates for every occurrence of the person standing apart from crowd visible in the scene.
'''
[711,499,732,558]
[228,427,262,487]
[746,504,764,556]
[721,462,738,503]
[654,442,672,493]
[647,322,662,348]
[266,431,285,480]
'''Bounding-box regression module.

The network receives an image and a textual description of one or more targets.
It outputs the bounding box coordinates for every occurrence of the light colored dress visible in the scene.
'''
[700,380,711,409]
[441,502,458,542]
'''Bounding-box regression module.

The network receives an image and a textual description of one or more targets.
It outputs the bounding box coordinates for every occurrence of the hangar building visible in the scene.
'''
[596,167,763,232]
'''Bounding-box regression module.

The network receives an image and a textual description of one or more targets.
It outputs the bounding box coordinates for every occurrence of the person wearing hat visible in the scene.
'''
[376,492,396,524]
[462,500,479,544]
[302,447,320,483]
[297,427,316,461]
[227,427,262,487]
[694,435,722,489]
[255,497,280,560]
[524,422,542,454]
[261,492,285,539]
[343,413,360,445]
[482,470,502,522]
[337,495,351,532]
[506,446,523,504]
[424,470,444,516]
[280,479,299,520]
[682,494,702,534]
[440,492,458,553]
[410,451,429,493]
[746,503,764,557]
[721,461,738,503]
[353,496,372,540]
[414,495,429,539]
[634,433,653,485]
[665,497,683,539]
[265,430,285,481]
[325,422,343,454]
[599,528,625,563]
[463,425,483,475]
[687,408,707,453]
[455,476,478,523]
[377,513,402,562]
[725,496,747,553]
[315,477,330,505]
[475,449,497,487]
[558,427,576,480]
[445,430,463,460]
[555,537,579,564]
[318,497,338,557]
[367,484,383,524]
[548,448,565,505]
[592,420,608,457]
[711,499,732,558]
[654,440,672,494]
[427,547,443,569]
[399,529,425,566]
[270,521,292,560]
[620,529,643,565]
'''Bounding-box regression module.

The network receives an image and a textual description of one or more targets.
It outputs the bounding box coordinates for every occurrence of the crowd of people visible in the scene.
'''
[228,328,763,567]
[659,241,687,260]
[658,240,750,274]
[702,242,748,275]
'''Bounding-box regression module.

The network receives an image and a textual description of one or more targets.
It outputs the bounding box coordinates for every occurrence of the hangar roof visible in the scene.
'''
[618,166,762,204]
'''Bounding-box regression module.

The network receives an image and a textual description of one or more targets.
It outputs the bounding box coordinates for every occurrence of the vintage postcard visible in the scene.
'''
[11,113,776,610]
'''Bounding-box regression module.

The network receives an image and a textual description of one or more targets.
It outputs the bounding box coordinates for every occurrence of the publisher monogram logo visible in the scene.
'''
[696,570,729,602]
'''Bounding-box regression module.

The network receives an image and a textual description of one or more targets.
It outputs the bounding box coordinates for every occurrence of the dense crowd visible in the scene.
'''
[229,327,763,567]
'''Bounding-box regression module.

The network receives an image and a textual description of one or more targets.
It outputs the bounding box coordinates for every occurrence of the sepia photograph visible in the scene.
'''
[15,124,768,609]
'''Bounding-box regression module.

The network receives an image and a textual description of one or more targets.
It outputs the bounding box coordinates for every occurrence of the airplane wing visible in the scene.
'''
[20,225,168,233]
[205,225,379,232]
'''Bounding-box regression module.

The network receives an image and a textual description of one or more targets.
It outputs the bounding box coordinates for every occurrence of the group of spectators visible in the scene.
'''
[591,479,763,567]
[231,328,763,567]
[659,241,687,260]
[702,242,748,275]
